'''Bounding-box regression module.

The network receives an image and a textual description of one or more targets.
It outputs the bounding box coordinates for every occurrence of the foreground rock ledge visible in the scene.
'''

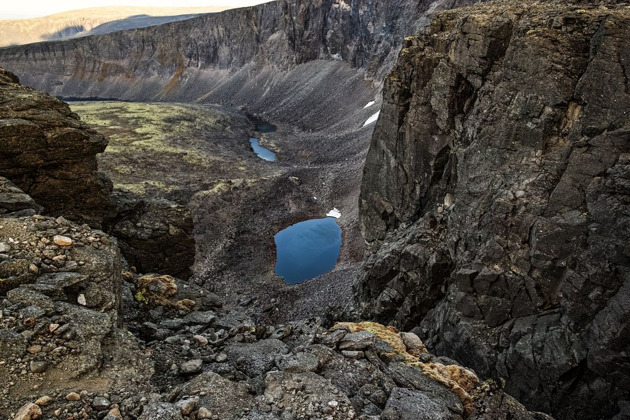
[0,210,541,419]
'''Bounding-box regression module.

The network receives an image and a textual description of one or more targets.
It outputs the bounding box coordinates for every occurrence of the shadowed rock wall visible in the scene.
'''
[356,1,630,419]
[0,68,113,226]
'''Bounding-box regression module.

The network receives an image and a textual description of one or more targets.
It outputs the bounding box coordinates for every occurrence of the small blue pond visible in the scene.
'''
[274,217,342,285]
[250,138,276,162]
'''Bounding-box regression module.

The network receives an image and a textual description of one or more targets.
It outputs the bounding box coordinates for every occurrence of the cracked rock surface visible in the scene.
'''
[356,1,630,419]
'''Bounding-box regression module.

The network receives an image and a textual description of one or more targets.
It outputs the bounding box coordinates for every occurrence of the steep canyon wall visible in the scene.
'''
[356,1,630,419]
[0,0,480,129]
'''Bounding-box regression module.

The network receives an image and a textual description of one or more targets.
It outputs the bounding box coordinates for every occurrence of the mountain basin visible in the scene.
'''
[274,217,342,285]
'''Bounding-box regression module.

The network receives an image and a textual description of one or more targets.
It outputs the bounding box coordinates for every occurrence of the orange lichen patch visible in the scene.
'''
[175,299,197,311]
[137,274,178,296]
[411,361,479,416]
[163,63,186,95]
[134,274,197,311]
[135,274,176,304]
[332,321,420,362]
[332,322,479,417]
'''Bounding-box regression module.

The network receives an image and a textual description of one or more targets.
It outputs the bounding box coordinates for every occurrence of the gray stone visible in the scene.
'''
[92,396,111,410]
[138,402,183,420]
[215,310,254,330]
[275,352,319,373]
[384,387,458,420]
[401,332,425,352]
[341,350,364,359]
[18,305,46,320]
[175,397,199,415]
[180,372,255,419]
[338,331,376,351]
[180,359,203,374]
[160,319,185,330]
[226,339,289,377]
[0,328,27,358]
[318,329,347,346]
[183,311,216,326]
[29,360,48,373]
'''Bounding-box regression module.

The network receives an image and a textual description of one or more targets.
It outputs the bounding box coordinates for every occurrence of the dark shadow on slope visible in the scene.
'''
[43,25,86,41]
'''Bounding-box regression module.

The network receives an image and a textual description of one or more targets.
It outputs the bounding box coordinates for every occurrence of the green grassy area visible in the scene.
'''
[69,101,262,199]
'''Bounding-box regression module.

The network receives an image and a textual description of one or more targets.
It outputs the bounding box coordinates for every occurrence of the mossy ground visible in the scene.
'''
[70,101,280,200]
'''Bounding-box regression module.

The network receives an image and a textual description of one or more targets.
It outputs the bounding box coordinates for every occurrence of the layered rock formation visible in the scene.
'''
[0,0,481,127]
[357,1,630,419]
[0,68,197,277]
[0,6,236,47]
[0,68,113,226]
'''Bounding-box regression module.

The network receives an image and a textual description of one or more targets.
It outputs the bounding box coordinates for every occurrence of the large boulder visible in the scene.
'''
[356,2,630,419]
[0,67,113,227]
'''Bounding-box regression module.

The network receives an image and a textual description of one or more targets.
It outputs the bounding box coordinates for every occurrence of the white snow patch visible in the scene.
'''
[363,111,380,127]
[363,101,376,109]
[327,208,341,219]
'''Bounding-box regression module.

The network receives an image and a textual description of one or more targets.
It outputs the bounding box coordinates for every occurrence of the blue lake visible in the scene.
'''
[250,138,276,162]
[274,217,342,285]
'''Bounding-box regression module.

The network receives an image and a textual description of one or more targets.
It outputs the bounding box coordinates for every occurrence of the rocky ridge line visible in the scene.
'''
[0,0,483,129]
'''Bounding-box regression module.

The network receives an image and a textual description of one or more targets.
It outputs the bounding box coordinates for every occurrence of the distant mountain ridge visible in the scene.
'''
[0,0,481,130]
[0,6,264,47]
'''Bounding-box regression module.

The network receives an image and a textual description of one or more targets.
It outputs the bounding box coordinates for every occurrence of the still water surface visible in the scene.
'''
[274,217,342,285]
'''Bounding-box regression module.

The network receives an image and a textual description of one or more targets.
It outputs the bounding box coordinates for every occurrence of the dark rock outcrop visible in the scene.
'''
[108,195,195,279]
[0,176,42,217]
[0,69,196,276]
[0,67,113,226]
[356,2,630,419]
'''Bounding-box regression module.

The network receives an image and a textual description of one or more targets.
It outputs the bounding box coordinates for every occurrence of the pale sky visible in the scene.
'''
[0,0,269,20]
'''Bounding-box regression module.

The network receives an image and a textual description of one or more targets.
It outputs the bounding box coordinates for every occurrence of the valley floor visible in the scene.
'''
[69,100,372,322]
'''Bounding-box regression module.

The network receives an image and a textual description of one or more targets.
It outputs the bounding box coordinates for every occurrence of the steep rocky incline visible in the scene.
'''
[0,68,196,278]
[0,0,481,128]
[357,1,630,419]
[0,68,113,226]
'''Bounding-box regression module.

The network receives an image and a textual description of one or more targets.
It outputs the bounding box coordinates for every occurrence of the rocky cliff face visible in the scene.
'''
[0,0,480,127]
[0,68,113,226]
[356,1,630,419]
